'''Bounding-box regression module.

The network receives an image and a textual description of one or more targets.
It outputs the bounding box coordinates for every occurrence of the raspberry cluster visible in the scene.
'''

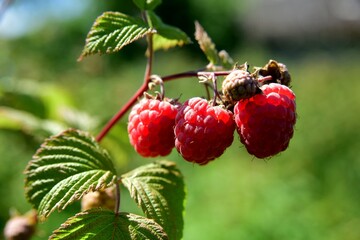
[127,60,296,164]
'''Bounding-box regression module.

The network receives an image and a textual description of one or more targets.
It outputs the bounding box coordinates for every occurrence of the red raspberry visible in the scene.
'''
[234,83,296,158]
[174,97,235,165]
[127,98,179,157]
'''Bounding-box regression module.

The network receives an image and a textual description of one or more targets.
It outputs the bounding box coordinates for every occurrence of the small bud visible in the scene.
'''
[4,210,37,240]
[81,187,116,211]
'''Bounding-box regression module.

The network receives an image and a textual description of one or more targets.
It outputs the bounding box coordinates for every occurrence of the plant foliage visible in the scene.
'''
[50,209,168,240]
[132,0,162,11]
[122,160,185,240]
[24,129,117,220]
[79,11,155,60]
[148,11,192,51]
[194,21,234,69]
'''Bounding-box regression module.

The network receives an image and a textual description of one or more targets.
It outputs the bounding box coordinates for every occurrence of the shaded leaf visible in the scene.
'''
[24,129,117,220]
[133,0,162,10]
[149,11,191,51]
[79,12,155,60]
[50,209,168,240]
[122,160,185,240]
[0,106,66,136]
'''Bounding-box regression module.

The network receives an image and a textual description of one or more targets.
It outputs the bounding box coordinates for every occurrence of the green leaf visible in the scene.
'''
[0,106,66,136]
[194,21,235,70]
[50,209,168,240]
[194,21,220,66]
[122,160,185,240]
[79,12,155,60]
[148,11,192,51]
[24,129,117,220]
[218,50,235,69]
[133,0,162,10]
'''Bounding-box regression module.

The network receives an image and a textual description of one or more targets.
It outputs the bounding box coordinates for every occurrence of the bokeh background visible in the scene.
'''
[1,0,359,239]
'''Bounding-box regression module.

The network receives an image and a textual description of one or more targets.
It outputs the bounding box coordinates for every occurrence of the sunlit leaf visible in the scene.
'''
[194,21,235,70]
[79,12,155,60]
[194,21,220,66]
[133,0,162,10]
[24,129,117,220]
[218,50,235,69]
[50,209,168,240]
[122,160,185,240]
[149,11,191,51]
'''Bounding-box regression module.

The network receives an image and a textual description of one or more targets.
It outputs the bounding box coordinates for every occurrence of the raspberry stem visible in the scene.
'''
[162,70,232,82]
[257,75,273,83]
[96,82,149,142]
[150,75,165,100]
[114,180,121,215]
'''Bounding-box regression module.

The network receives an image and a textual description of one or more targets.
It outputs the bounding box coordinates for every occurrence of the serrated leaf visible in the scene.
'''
[24,129,117,220]
[195,21,220,66]
[133,0,162,10]
[122,160,185,240]
[50,209,168,240]
[148,11,191,51]
[79,12,155,60]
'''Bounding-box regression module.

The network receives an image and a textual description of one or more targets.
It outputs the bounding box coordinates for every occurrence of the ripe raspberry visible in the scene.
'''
[222,70,260,102]
[127,98,180,157]
[174,97,235,165]
[234,83,296,158]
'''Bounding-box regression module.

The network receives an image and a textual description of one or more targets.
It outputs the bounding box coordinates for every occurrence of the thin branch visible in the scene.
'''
[114,180,121,215]
[162,70,232,82]
[144,33,154,83]
[95,82,148,142]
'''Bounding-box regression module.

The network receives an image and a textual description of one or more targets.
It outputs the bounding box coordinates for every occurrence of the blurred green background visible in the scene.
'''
[1,0,359,239]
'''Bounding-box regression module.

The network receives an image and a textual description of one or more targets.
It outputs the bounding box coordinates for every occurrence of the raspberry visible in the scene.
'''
[127,98,180,157]
[174,97,235,165]
[234,83,296,158]
[222,70,260,102]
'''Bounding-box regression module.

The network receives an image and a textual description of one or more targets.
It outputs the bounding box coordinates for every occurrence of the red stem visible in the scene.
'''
[95,83,148,142]
[162,70,231,82]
